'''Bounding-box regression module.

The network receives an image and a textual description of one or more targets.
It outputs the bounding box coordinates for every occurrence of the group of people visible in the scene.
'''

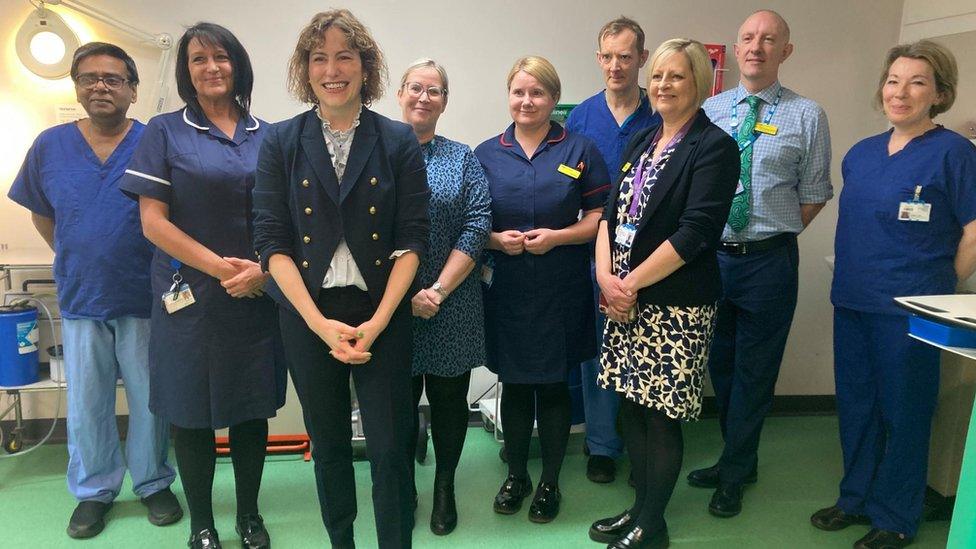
[8,5,976,549]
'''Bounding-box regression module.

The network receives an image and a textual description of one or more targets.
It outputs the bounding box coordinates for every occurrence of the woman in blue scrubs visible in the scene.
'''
[475,56,609,523]
[813,40,976,549]
[121,23,283,549]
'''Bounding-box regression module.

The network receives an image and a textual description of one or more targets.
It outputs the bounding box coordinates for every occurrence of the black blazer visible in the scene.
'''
[603,109,739,306]
[252,107,430,313]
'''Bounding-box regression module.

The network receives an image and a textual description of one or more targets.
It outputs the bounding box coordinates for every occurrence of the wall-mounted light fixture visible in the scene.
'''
[14,0,174,113]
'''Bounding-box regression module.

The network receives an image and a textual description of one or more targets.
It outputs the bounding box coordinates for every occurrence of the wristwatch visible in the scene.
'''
[431,281,449,300]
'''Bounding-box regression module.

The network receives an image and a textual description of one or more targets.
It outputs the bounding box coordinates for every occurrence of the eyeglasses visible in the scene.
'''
[403,82,446,99]
[75,75,129,90]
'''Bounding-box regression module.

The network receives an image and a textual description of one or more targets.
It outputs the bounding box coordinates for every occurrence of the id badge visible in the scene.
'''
[615,223,637,248]
[481,264,494,287]
[898,201,931,222]
[162,283,196,314]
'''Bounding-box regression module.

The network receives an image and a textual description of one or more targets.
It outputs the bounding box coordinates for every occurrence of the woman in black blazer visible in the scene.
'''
[252,10,429,549]
[588,39,738,549]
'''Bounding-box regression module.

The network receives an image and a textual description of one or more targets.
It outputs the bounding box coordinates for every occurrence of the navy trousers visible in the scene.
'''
[833,307,939,537]
[708,236,798,485]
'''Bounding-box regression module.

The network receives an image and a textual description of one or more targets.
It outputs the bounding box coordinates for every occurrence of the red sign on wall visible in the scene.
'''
[705,43,727,96]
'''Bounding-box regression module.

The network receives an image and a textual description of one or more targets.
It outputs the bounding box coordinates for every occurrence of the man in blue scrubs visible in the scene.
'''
[8,43,179,539]
[565,16,659,484]
[691,10,833,517]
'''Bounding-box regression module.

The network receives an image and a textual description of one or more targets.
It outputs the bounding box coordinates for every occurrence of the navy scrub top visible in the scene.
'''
[120,107,286,429]
[832,127,976,316]
[475,122,610,383]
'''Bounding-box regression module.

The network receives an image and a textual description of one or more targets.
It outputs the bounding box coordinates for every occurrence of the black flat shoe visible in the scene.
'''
[589,510,633,543]
[608,525,669,548]
[687,464,757,489]
[66,500,112,539]
[587,455,616,483]
[236,514,269,549]
[189,528,221,549]
[430,480,457,535]
[528,482,561,523]
[493,474,532,515]
[142,487,184,526]
[854,528,913,548]
[811,505,871,531]
[708,484,743,518]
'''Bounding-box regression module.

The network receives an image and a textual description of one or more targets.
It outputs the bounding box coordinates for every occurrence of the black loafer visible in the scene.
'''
[687,464,757,489]
[854,528,913,548]
[430,480,458,535]
[142,487,184,526]
[493,474,532,515]
[609,525,670,548]
[708,484,743,518]
[810,505,871,531]
[189,528,221,549]
[528,482,561,523]
[587,455,617,483]
[66,500,112,539]
[236,514,270,548]
[589,510,633,543]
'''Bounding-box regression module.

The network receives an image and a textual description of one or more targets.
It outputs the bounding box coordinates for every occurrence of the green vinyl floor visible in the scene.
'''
[0,416,951,548]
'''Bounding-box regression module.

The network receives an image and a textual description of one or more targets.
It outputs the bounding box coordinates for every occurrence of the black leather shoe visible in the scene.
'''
[493,474,532,515]
[236,514,270,549]
[810,505,871,531]
[687,464,757,488]
[142,487,184,526]
[589,510,633,543]
[608,525,670,548]
[587,455,616,483]
[528,482,561,523]
[188,528,221,549]
[853,528,913,548]
[430,480,458,535]
[66,500,112,539]
[708,484,743,518]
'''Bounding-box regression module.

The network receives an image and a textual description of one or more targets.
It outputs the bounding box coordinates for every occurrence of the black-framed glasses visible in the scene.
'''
[75,75,129,90]
[403,82,446,99]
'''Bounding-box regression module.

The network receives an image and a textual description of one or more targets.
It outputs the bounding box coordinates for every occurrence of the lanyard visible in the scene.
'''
[730,86,783,152]
[629,117,693,218]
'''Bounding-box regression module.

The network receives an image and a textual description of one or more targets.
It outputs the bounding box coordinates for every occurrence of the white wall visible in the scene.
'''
[1,0,909,429]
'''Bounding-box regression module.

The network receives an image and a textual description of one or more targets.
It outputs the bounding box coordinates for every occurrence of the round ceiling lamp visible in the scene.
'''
[15,6,80,79]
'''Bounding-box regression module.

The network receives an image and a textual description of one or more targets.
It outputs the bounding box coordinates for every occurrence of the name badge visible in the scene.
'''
[754,122,778,135]
[621,161,632,173]
[898,201,931,222]
[615,223,637,248]
[481,264,494,287]
[557,163,581,179]
[162,283,196,314]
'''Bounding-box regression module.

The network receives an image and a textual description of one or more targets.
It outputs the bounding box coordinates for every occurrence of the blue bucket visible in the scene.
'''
[0,306,40,387]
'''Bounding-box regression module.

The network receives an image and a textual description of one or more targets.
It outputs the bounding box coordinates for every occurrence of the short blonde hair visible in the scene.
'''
[648,39,713,108]
[399,58,449,96]
[506,56,560,103]
[287,9,388,106]
[874,40,957,118]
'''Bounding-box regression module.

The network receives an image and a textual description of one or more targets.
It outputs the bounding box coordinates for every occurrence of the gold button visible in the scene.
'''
[301,179,310,187]
[372,233,379,241]
[374,259,382,266]
[303,235,311,244]
[301,260,309,268]
[369,206,376,215]
[304,207,312,215]
[370,177,378,186]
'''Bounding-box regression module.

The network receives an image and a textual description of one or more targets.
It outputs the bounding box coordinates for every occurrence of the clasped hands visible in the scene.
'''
[411,287,443,319]
[219,257,268,298]
[494,229,559,256]
[310,316,384,365]
[599,272,638,324]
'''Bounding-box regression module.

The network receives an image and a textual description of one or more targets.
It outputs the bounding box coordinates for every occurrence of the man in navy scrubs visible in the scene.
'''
[690,9,833,517]
[8,43,180,539]
[565,15,659,484]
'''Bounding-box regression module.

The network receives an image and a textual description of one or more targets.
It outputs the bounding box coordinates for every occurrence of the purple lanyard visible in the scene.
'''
[628,117,694,218]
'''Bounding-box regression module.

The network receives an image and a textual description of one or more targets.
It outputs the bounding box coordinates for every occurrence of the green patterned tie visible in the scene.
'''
[728,95,760,232]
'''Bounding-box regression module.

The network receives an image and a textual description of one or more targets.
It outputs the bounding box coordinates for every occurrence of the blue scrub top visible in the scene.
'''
[8,121,152,320]
[565,89,659,175]
[832,127,976,315]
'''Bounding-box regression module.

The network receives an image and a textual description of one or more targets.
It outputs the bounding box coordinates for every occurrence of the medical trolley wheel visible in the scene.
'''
[4,428,23,454]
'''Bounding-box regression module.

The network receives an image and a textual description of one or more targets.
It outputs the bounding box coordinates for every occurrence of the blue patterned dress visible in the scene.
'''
[411,136,492,377]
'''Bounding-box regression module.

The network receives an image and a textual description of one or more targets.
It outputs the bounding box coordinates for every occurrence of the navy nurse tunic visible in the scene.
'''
[475,122,609,384]
[120,107,286,429]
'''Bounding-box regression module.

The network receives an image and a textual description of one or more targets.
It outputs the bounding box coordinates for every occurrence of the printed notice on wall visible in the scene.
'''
[56,104,86,124]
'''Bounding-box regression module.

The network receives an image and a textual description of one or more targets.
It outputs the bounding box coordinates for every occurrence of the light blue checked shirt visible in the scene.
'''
[703,81,833,242]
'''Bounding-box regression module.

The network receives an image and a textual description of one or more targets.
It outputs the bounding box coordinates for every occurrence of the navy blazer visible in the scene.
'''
[603,109,739,306]
[252,107,430,312]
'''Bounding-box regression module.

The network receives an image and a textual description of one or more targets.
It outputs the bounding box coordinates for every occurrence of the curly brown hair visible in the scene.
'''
[287,9,388,106]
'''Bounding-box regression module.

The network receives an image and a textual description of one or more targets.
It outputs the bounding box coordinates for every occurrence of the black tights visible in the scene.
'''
[173,418,269,532]
[501,381,571,484]
[621,398,682,533]
[411,371,471,485]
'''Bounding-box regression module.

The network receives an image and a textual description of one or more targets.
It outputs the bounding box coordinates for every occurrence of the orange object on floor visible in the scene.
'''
[215,434,311,461]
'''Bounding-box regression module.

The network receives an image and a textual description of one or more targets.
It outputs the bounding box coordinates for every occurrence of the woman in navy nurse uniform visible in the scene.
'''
[812,40,976,549]
[475,55,609,523]
[121,23,284,549]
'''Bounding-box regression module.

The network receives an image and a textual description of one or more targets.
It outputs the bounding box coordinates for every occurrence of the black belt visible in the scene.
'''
[719,233,795,256]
